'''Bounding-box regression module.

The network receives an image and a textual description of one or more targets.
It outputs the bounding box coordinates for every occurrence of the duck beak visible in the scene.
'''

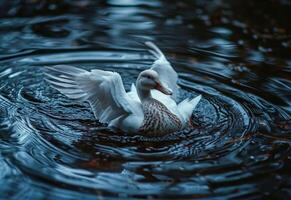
[155,81,173,95]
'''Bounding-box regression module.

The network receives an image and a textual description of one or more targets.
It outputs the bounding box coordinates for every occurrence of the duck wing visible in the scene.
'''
[145,41,178,99]
[45,65,141,125]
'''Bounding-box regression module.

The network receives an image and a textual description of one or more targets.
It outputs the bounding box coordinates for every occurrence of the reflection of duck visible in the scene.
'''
[45,42,201,135]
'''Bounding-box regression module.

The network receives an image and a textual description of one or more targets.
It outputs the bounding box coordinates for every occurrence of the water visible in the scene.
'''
[0,0,290,199]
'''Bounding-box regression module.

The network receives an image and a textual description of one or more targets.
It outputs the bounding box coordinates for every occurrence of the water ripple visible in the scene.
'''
[0,1,290,199]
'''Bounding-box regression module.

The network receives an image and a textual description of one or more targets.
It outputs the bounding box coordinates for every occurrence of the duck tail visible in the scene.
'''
[178,95,202,124]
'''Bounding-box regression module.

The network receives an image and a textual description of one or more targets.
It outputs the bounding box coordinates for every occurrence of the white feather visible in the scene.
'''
[45,65,143,130]
[45,42,202,133]
[145,41,179,99]
[177,95,202,124]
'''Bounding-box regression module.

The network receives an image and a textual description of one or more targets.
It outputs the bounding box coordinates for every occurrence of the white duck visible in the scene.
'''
[45,42,201,135]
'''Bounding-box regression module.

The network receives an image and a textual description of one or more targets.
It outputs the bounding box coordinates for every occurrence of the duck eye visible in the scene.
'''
[145,75,151,79]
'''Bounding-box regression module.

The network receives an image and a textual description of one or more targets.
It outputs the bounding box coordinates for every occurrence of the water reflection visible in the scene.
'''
[0,0,290,199]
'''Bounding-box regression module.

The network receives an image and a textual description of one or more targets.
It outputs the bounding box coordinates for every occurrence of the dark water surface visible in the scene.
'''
[0,0,290,199]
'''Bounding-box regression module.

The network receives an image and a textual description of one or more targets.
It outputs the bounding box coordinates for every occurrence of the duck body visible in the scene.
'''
[138,98,182,135]
[45,42,201,135]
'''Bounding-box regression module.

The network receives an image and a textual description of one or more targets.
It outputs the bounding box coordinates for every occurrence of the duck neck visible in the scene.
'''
[136,84,152,102]
[138,89,152,101]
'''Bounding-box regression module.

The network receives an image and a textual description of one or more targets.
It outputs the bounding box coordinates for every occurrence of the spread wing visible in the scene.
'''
[145,41,178,99]
[45,65,139,124]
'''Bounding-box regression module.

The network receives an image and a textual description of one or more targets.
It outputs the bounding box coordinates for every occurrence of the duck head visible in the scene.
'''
[136,70,172,100]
